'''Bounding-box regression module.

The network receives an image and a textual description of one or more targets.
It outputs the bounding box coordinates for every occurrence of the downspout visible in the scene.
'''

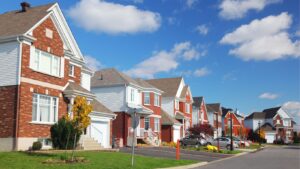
[14,36,22,150]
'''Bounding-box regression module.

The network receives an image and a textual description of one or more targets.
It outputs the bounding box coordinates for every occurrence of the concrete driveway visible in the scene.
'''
[120,146,232,162]
[192,145,300,169]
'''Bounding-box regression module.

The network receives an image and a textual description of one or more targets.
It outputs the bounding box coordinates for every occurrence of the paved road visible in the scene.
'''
[120,147,232,162]
[193,146,300,169]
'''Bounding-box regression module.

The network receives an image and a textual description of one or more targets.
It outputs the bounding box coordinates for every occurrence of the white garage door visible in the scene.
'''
[90,121,110,148]
[173,129,180,142]
[265,133,275,143]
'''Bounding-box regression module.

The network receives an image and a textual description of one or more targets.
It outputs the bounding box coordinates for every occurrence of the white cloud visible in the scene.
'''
[68,0,161,34]
[186,0,198,8]
[133,0,144,4]
[84,55,104,71]
[125,41,201,78]
[282,101,300,118]
[194,67,211,77]
[196,24,209,35]
[296,30,300,37]
[219,0,282,20]
[259,92,279,100]
[220,12,300,61]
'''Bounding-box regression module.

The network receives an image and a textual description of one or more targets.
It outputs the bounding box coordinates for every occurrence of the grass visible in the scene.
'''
[0,151,196,169]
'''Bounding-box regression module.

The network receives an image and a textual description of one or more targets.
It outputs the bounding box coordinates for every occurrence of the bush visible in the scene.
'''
[50,117,82,149]
[189,124,214,136]
[32,141,42,151]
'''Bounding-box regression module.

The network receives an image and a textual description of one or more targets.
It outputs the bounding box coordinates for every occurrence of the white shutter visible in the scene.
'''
[60,57,65,77]
[29,46,35,69]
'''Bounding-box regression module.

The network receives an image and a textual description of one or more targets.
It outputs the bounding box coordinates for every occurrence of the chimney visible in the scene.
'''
[20,2,31,12]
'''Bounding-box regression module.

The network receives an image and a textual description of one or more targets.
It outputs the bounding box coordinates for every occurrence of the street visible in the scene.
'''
[120,147,232,162]
[193,146,300,169]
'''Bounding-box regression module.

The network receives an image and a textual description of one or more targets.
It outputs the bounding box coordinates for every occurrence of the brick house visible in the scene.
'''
[192,97,209,125]
[91,68,163,147]
[244,107,294,143]
[146,77,193,142]
[206,103,222,138]
[0,2,115,151]
[222,108,245,137]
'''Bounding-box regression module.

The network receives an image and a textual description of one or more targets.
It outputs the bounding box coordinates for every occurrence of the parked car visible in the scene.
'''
[179,135,207,147]
[225,136,250,147]
[207,137,239,150]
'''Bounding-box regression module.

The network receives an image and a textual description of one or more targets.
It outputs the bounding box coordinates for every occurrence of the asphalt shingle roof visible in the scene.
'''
[193,97,203,108]
[245,112,266,120]
[91,99,113,114]
[206,103,221,113]
[64,82,94,95]
[146,77,182,97]
[263,107,281,119]
[0,3,54,37]
[161,109,180,125]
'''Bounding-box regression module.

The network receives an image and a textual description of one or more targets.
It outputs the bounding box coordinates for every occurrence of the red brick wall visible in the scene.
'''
[0,86,18,138]
[112,112,130,146]
[161,125,172,142]
[142,92,161,116]
[223,113,242,136]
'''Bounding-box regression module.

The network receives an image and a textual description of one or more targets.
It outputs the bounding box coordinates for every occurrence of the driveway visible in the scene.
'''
[193,145,300,169]
[120,147,232,162]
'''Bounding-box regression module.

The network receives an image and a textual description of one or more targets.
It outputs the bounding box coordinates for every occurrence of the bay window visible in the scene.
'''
[144,92,150,105]
[32,94,58,123]
[31,49,61,77]
[154,118,160,132]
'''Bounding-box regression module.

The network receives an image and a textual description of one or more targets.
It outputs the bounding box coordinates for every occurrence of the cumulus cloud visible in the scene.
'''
[68,0,161,34]
[282,101,300,118]
[219,0,282,20]
[220,12,300,61]
[259,92,279,100]
[194,67,211,77]
[186,0,198,8]
[125,42,201,78]
[196,24,209,35]
[84,55,104,71]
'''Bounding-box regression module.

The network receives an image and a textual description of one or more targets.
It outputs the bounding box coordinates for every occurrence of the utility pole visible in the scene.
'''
[216,113,220,151]
[131,109,137,167]
[230,111,233,151]
[258,121,261,146]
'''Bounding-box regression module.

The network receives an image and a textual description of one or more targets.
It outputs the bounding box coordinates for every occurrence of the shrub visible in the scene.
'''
[32,141,42,151]
[50,117,82,149]
[189,124,214,136]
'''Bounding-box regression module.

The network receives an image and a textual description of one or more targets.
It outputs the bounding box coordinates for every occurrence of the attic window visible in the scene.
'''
[46,28,53,39]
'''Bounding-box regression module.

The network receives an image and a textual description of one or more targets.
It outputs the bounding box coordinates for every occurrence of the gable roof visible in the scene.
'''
[206,103,221,113]
[146,77,182,97]
[180,86,189,99]
[193,97,203,108]
[0,3,54,37]
[91,99,113,114]
[134,78,162,92]
[256,123,276,132]
[161,109,181,125]
[91,68,140,88]
[222,107,233,117]
[64,82,95,98]
[263,107,281,119]
[245,112,266,120]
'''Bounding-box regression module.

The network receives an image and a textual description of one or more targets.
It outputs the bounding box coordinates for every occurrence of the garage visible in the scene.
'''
[265,132,276,143]
[173,125,181,142]
[90,120,110,148]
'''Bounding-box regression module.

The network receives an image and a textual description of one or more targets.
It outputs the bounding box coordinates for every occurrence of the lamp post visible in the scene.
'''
[230,112,233,151]
[258,121,261,146]
[131,109,137,167]
[216,113,220,151]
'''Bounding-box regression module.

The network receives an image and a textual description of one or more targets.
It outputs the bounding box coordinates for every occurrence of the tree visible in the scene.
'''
[189,124,214,136]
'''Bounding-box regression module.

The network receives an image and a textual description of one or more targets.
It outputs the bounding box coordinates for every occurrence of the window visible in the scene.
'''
[154,118,160,132]
[32,49,61,77]
[154,94,160,106]
[69,64,75,76]
[144,92,150,105]
[144,117,150,130]
[45,28,53,39]
[185,103,190,113]
[276,119,280,124]
[32,94,58,123]
[130,89,135,102]
[175,100,179,110]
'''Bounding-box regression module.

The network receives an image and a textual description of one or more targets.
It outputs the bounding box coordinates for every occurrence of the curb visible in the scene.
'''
[156,162,208,169]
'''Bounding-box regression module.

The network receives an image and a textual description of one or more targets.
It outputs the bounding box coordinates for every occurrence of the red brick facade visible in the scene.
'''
[223,113,243,136]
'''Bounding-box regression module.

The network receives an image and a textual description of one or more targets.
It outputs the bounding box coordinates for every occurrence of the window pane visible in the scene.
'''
[52,57,59,76]
[144,93,150,105]
[33,51,39,70]
[145,118,150,130]
[53,98,57,122]
[32,94,38,121]
[39,52,52,74]
[39,95,51,122]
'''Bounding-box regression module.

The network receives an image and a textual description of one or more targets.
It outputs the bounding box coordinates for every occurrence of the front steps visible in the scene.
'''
[82,137,103,150]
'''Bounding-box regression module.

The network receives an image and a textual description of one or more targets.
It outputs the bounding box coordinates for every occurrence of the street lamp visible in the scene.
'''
[230,111,233,151]
[258,121,261,146]
[131,108,137,167]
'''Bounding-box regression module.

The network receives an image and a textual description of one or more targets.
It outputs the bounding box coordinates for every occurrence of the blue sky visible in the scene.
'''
[1,0,299,122]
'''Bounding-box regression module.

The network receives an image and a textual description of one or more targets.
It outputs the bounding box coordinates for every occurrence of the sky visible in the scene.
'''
[1,0,300,123]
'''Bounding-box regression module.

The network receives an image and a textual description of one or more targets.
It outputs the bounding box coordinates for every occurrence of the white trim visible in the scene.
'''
[149,114,162,118]
[26,13,52,36]
[29,121,55,125]
[21,77,65,91]
[17,39,23,85]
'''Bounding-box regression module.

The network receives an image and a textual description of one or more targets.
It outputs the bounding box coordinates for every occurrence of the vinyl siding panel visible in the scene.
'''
[0,42,19,86]
[92,86,126,112]
[161,97,174,117]
[81,72,91,91]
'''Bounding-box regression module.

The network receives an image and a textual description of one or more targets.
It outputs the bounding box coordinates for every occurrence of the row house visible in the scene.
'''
[91,68,163,147]
[192,97,208,125]
[222,108,245,137]
[244,107,294,143]
[0,3,115,151]
[146,77,193,142]
[206,103,222,138]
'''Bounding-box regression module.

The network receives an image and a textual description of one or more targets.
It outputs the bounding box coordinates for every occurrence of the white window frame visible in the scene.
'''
[130,89,135,102]
[185,103,190,113]
[32,93,58,124]
[31,48,61,77]
[154,118,160,132]
[144,92,150,105]
[69,64,75,77]
[154,94,160,107]
[175,100,179,110]
[144,117,150,130]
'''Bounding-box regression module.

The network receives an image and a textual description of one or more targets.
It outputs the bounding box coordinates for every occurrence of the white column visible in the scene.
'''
[68,97,75,118]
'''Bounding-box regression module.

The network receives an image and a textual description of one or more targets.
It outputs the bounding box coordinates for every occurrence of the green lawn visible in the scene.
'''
[0,151,196,169]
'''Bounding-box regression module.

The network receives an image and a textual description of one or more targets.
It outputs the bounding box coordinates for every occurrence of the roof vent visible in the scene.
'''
[20,2,31,12]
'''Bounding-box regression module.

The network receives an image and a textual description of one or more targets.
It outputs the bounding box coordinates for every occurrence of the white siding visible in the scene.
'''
[81,72,91,91]
[0,42,20,86]
[253,119,265,131]
[207,112,214,125]
[192,107,199,125]
[161,97,174,117]
[126,86,142,107]
[92,86,126,112]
